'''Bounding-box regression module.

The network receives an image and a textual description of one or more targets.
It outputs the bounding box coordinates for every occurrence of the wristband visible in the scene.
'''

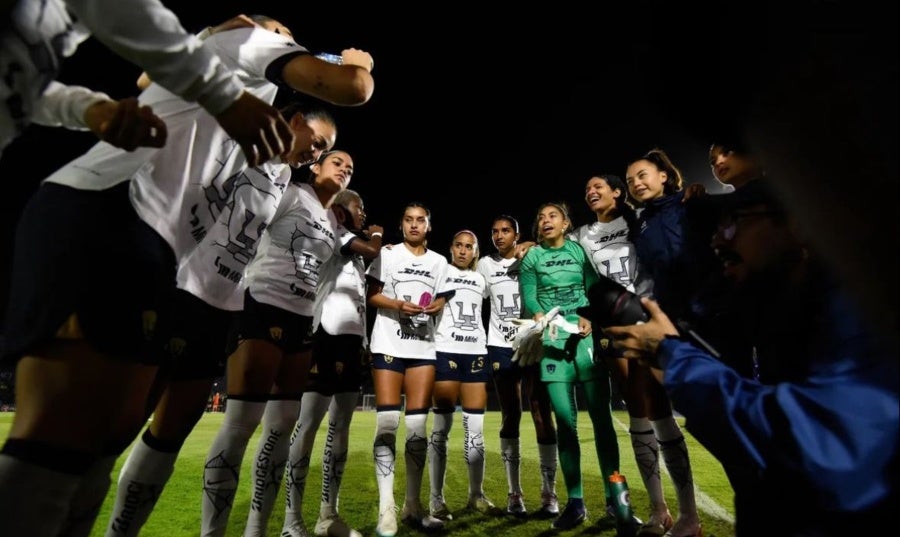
[370,232,383,238]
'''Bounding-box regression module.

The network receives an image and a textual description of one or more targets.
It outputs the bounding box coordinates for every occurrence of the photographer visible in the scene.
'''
[598,181,898,536]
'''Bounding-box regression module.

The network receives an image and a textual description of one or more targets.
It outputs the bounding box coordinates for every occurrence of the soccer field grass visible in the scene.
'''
[0,410,736,536]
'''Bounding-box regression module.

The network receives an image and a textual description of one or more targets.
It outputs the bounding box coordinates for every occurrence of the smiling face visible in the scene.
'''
[284,116,337,168]
[625,159,667,202]
[584,176,620,215]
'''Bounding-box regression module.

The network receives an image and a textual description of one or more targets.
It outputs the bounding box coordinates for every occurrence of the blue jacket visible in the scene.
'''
[658,285,898,535]
[635,191,719,324]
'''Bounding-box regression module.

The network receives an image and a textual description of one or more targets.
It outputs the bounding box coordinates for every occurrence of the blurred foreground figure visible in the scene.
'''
[601,181,898,536]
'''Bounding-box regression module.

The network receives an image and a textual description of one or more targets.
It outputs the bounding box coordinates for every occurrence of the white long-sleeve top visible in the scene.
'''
[1,0,244,153]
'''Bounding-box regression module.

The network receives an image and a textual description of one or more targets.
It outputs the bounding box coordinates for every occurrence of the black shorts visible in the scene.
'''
[435,351,491,383]
[371,353,434,373]
[306,326,369,395]
[488,345,522,380]
[1,182,174,364]
[229,289,313,355]
[158,288,234,380]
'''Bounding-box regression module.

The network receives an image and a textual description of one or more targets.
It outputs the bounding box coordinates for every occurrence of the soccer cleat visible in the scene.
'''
[467,493,504,516]
[400,501,445,531]
[429,498,454,521]
[506,492,527,517]
[535,491,560,518]
[375,505,398,537]
[637,511,674,536]
[314,511,362,537]
[550,499,587,530]
[282,518,312,537]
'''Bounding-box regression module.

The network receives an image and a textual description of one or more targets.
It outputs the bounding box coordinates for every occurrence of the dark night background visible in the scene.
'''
[0,1,897,355]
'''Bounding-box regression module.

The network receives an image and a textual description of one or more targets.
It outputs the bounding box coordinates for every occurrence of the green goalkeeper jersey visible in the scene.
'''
[519,239,600,382]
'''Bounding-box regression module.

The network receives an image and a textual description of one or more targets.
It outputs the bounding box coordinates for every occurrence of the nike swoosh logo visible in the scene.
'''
[205,479,231,486]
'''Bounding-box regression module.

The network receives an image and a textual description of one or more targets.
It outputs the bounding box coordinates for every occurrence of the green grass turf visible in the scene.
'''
[0,410,736,536]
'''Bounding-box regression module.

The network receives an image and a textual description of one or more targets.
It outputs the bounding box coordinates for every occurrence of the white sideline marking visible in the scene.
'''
[613,416,735,524]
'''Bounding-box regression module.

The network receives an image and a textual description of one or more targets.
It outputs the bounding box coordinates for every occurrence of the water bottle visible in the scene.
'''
[608,471,640,537]
[315,52,343,65]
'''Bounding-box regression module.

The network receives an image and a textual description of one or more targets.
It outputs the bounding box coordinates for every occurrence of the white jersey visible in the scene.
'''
[41,26,304,261]
[175,164,292,311]
[367,245,449,360]
[313,228,368,340]
[244,182,339,316]
[1,0,244,155]
[476,254,523,348]
[435,265,488,355]
[570,217,653,297]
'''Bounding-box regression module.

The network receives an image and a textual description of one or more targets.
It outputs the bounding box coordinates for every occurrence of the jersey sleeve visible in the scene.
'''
[365,246,388,284]
[31,81,109,130]
[67,0,243,115]
[204,27,309,84]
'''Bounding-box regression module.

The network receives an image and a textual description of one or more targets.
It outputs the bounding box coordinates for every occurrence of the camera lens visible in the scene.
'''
[576,278,648,326]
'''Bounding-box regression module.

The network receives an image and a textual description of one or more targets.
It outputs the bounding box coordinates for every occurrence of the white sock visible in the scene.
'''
[373,409,401,513]
[0,451,82,537]
[427,409,453,506]
[463,410,485,498]
[630,416,666,513]
[201,399,266,537]
[59,454,117,537]
[282,392,330,533]
[243,399,300,537]
[105,435,178,537]
[500,437,522,494]
[652,416,697,517]
[320,392,357,515]
[403,411,428,506]
[538,442,558,495]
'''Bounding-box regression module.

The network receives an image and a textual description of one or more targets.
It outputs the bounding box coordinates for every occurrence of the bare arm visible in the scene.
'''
[281,49,375,106]
[347,224,384,260]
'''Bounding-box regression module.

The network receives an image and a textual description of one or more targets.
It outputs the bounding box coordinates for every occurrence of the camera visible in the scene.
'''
[577,277,722,360]
[576,277,648,327]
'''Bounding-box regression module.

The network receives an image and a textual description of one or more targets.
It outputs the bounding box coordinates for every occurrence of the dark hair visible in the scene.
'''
[627,148,685,195]
[491,214,520,234]
[402,201,431,222]
[277,100,334,128]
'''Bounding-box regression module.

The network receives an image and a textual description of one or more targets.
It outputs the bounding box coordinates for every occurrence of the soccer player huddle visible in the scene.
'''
[1,2,896,537]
